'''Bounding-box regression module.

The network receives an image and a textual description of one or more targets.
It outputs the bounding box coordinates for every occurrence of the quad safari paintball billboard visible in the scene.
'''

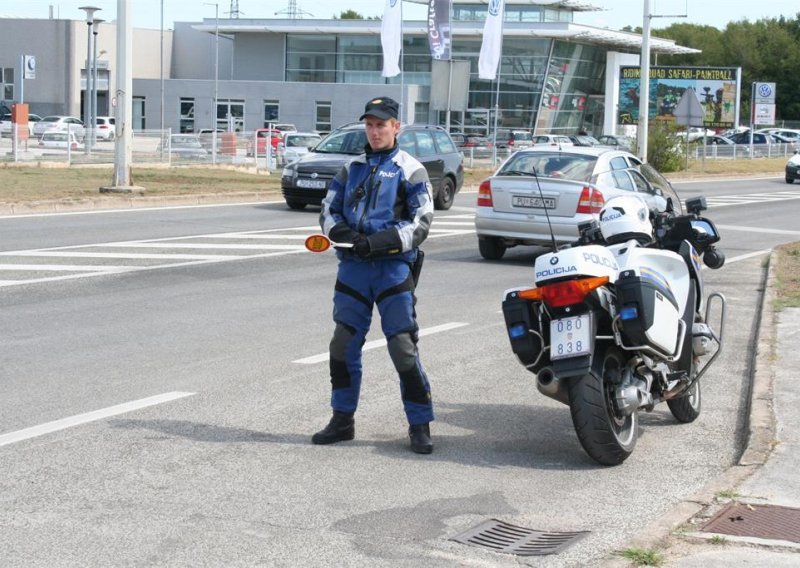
[619,66,741,129]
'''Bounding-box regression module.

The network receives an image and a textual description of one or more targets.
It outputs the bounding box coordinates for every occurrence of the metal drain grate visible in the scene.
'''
[451,518,589,556]
[703,503,800,543]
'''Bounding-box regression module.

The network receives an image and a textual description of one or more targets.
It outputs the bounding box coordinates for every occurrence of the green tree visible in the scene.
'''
[333,10,364,19]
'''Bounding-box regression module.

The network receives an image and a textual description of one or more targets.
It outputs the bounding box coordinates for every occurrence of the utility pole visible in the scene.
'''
[637,0,651,163]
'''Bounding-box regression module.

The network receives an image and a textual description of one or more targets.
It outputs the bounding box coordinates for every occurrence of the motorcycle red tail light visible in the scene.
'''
[518,276,609,307]
[576,186,604,214]
[477,179,493,207]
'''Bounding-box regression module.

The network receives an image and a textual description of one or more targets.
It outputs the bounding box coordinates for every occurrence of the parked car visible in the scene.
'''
[197,128,225,150]
[94,116,116,140]
[281,123,464,211]
[0,113,43,136]
[728,131,772,145]
[687,134,749,157]
[462,135,494,157]
[38,130,80,150]
[474,146,680,259]
[272,123,297,133]
[595,134,636,151]
[159,134,208,159]
[278,131,322,164]
[532,134,574,148]
[246,128,283,156]
[569,134,601,147]
[32,115,85,140]
[786,150,800,184]
[495,128,534,150]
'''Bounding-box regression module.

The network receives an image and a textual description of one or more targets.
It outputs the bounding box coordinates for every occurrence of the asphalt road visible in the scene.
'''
[1,176,799,566]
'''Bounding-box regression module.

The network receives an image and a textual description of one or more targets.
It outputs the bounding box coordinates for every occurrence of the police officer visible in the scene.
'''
[312,96,435,454]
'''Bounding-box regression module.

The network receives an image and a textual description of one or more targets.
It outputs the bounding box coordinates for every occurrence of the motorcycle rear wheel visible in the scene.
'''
[568,347,638,466]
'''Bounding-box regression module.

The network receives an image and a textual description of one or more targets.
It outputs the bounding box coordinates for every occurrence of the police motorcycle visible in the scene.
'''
[501,192,726,465]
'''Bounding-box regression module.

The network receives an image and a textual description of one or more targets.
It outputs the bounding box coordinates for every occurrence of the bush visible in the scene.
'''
[646,121,684,172]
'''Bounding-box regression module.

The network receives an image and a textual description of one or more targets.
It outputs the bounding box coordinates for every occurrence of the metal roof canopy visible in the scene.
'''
[405,0,602,11]
[191,19,699,56]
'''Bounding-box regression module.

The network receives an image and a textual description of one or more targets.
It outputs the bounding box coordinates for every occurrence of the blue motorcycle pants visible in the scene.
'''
[328,258,434,425]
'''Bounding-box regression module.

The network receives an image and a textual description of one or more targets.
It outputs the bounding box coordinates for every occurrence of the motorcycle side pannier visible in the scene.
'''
[614,269,680,355]
[502,289,547,373]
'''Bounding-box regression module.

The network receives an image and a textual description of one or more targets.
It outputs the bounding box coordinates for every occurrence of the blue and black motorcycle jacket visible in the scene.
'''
[320,144,434,263]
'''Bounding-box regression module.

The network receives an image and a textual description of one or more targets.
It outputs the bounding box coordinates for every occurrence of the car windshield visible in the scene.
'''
[498,152,597,182]
[314,129,367,155]
[286,135,321,148]
[42,116,60,123]
[513,131,532,141]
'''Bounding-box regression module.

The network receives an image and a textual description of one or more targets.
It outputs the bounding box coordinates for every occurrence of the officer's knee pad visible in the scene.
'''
[387,332,417,372]
[330,323,355,361]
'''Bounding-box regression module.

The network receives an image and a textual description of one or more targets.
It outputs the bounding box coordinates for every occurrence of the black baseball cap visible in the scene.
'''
[359,96,399,121]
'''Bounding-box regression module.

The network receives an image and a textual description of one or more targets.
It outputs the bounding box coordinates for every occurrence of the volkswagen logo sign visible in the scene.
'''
[390,0,398,7]
[550,256,559,265]
[310,172,318,179]
[488,0,502,17]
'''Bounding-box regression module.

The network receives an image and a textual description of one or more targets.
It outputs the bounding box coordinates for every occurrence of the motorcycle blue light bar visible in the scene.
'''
[620,306,639,320]
[509,323,528,339]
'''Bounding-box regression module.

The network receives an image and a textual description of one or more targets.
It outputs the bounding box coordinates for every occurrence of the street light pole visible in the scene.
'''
[79,6,100,155]
[203,3,219,165]
[92,18,104,149]
[637,0,651,162]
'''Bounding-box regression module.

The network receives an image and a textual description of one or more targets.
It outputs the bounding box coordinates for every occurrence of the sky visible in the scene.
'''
[1,0,799,31]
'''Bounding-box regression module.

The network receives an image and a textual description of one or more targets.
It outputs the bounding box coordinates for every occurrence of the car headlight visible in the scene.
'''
[282,166,295,177]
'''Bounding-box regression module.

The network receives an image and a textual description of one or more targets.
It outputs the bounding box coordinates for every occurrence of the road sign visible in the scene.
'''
[753,82,776,104]
[754,103,776,125]
[673,87,705,126]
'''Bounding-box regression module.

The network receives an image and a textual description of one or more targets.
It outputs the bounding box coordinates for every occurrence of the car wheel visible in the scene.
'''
[434,177,455,210]
[286,199,307,210]
[786,175,795,184]
[478,237,506,260]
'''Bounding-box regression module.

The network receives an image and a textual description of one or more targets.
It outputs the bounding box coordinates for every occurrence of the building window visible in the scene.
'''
[315,101,331,133]
[217,99,245,131]
[264,100,279,125]
[286,35,336,83]
[414,102,429,125]
[1,67,14,101]
[179,97,195,133]
[133,96,145,130]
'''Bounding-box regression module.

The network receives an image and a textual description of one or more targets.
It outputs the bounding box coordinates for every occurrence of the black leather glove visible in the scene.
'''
[352,234,372,259]
[328,222,359,245]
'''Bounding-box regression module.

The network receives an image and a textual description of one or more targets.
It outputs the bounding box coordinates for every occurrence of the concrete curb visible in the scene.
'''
[602,251,779,566]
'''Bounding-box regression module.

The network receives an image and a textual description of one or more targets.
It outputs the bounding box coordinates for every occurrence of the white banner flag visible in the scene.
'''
[478,0,504,80]
[381,0,402,77]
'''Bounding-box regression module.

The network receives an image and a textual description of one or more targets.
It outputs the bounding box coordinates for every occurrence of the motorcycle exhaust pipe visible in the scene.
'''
[536,367,569,406]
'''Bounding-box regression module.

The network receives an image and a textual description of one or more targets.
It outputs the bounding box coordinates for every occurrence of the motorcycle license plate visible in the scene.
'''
[550,314,592,360]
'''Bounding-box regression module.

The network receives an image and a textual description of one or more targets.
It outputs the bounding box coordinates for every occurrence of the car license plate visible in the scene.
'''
[550,314,592,360]
[297,178,327,189]
[512,195,556,209]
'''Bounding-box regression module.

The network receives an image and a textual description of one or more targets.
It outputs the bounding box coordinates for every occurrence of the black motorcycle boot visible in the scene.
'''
[408,423,433,454]
[311,411,355,445]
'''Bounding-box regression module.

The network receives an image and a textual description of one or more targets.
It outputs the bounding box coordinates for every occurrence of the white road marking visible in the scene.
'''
[724,249,772,264]
[716,224,800,236]
[0,200,282,220]
[293,322,470,365]
[104,242,304,250]
[0,251,236,260]
[0,391,196,447]
[0,264,134,272]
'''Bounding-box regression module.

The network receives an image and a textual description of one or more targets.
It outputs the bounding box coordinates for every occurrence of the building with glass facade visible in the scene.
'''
[0,1,696,137]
